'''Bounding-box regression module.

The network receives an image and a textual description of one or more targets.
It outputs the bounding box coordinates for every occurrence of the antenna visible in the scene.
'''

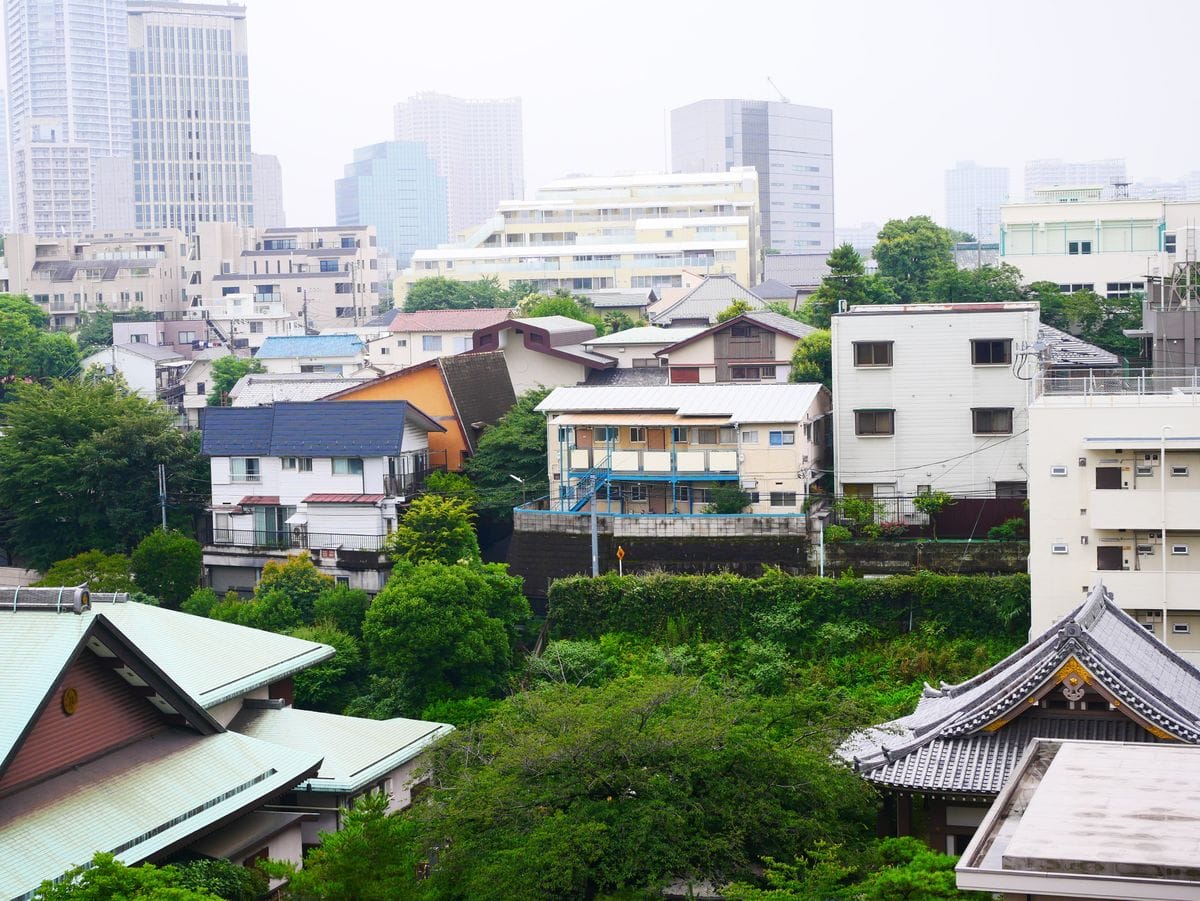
[766,76,790,104]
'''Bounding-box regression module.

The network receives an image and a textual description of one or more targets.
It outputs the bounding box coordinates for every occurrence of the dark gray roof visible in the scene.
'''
[749,279,799,301]
[200,401,443,457]
[585,290,655,310]
[762,252,832,288]
[648,275,765,326]
[839,583,1200,796]
[438,352,516,452]
[584,367,671,387]
[362,308,400,328]
[1038,324,1119,368]
[32,259,162,282]
[741,310,818,339]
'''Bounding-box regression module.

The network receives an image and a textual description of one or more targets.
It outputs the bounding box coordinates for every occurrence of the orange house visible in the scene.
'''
[324,351,516,471]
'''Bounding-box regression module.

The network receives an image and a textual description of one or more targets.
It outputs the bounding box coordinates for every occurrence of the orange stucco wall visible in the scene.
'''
[331,367,469,470]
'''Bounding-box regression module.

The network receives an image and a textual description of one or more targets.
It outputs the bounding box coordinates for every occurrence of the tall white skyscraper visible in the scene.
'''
[671,99,834,253]
[944,161,1009,243]
[128,1,254,233]
[393,92,524,237]
[0,91,11,231]
[1024,158,1127,200]
[252,153,285,228]
[4,0,132,235]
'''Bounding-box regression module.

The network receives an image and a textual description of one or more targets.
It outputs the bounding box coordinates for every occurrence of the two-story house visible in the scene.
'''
[364,307,516,371]
[470,315,616,393]
[200,400,445,594]
[656,310,817,384]
[536,384,830,515]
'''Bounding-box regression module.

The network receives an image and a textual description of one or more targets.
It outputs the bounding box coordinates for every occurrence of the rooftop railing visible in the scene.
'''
[1035,367,1200,398]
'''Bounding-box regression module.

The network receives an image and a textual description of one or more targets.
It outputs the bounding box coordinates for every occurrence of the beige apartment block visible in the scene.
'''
[1028,384,1200,660]
[397,168,761,300]
[5,229,188,329]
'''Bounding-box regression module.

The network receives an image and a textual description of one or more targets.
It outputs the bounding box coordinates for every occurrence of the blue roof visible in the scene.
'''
[254,334,364,359]
[200,401,444,457]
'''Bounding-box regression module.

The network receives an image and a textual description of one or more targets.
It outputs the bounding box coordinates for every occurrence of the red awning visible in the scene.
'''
[239,496,281,505]
[302,493,386,505]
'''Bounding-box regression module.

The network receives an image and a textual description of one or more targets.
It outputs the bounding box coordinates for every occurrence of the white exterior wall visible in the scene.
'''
[81,346,157,399]
[499,336,588,394]
[583,341,672,369]
[255,353,364,376]
[1028,395,1200,661]
[367,328,474,369]
[663,331,799,382]
[831,305,1037,497]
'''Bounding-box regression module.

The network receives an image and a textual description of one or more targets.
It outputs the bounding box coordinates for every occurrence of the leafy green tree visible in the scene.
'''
[35,550,136,591]
[181,586,220,618]
[312,584,372,636]
[927,263,1024,304]
[363,560,529,707]
[704,483,751,513]
[422,469,478,505]
[385,494,481,565]
[289,623,365,711]
[789,329,832,387]
[716,298,754,322]
[0,295,77,391]
[0,307,40,381]
[31,853,222,900]
[801,244,897,328]
[206,355,264,406]
[873,216,955,302]
[0,379,200,568]
[601,310,638,333]
[75,307,115,355]
[212,587,304,632]
[0,293,48,328]
[410,676,874,897]
[131,529,201,607]
[520,291,606,334]
[254,554,334,622]
[464,387,552,519]
[403,275,523,312]
[173,859,268,901]
[27,332,81,380]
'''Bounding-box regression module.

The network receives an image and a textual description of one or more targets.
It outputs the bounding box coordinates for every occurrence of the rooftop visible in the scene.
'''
[229,373,369,407]
[648,275,766,326]
[254,334,364,359]
[750,278,801,300]
[387,307,515,333]
[584,326,703,347]
[537,383,824,423]
[762,252,832,288]
[838,301,1040,316]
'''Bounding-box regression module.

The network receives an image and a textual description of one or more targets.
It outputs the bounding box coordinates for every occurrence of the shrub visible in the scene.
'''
[860,523,882,541]
[987,517,1028,541]
[35,550,135,592]
[912,491,955,539]
[823,524,853,543]
[879,520,908,538]
[313,585,372,637]
[704,483,752,514]
[131,529,201,607]
[181,587,219,618]
[255,555,334,622]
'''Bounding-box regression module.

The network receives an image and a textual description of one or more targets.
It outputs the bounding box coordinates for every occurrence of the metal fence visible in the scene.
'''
[1035,367,1200,398]
[207,528,386,552]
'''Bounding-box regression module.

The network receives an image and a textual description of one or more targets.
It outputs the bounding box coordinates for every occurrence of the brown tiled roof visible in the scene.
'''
[239,496,280,505]
[303,494,385,504]
[388,308,516,333]
[437,352,516,452]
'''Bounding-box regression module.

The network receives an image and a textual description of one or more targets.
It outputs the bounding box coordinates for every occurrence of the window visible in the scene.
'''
[230,457,260,482]
[674,485,690,501]
[769,430,796,446]
[1057,283,1095,294]
[196,382,205,395]
[1136,463,1154,477]
[178,330,196,344]
[994,481,1027,498]
[249,321,263,333]
[632,358,657,368]
[972,408,1013,435]
[319,259,339,272]
[594,427,618,442]
[917,484,931,495]
[629,427,646,443]
[1068,240,1092,255]
[731,365,773,381]
[671,367,700,384]
[770,492,797,507]
[281,456,313,472]
[422,335,442,352]
[1174,623,1191,634]
[332,457,363,475]
[380,346,390,355]
[629,485,648,502]
[1137,545,1155,556]
[696,427,719,444]
[1173,466,1190,477]
[1172,544,1190,555]
[854,410,895,436]
[730,325,753,337]
[971,339,1011,365]
[672,427,689,443]
[1166,233,1178,254]
[1106,282,1145,299]
[336,576,351,588]
[853,342,892,367]
[741,430,759,444]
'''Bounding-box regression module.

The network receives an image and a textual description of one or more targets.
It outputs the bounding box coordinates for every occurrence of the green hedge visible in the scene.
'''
[548,569,1030,647]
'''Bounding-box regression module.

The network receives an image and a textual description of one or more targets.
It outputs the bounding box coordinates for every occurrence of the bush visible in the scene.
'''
[312,585,372,637]
[288,624,364,712]
[824,525,852,543]
[384,494,480,566]
[860,523,882,541]
[879,520,908,538]
[35,550,136,592]
[705,483,751,514]
[255,555,334,622]
[987,517,1028,541]
[181,587,219,618]
[131,529,201,607]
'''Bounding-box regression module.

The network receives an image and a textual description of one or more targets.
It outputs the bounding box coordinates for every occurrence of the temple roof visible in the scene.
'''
[838,583,1200,795]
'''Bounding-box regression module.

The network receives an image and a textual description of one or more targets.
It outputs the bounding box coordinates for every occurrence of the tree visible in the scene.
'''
[312,584,372,636]
[927,263,1024,304]
[801,244,897,328]
[520,291,606,334]
[716,299,754,322]
[211,587,304,633]
[0,293,48,329]
[131,529,201,607]
[409,677,874,897]
[873,216,955,302]
[31,853,230,900]
[705,483,751,513]
[464,387,552,519]
[27,332,80,380]
[422,470,478,505]
[362,560,529,707]
[207,356,264,406]
[289,623,365,712]
[602,310,638,333]
[385,494,481,566]
[913,491,955,540]
[0,295,79,392]
[403,275,525,312]
[0,379,200,568]
[75,307,115,355]
[789,330,832,387]
[35,550,136,592]
[1028,282,1141,358]
[254,554,334,622]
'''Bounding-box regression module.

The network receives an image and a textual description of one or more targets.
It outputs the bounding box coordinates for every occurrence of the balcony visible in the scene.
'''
[207,527,386,553]
[1090,488,1200,530]
[1092,568,1200,607]
[568,447,739,479]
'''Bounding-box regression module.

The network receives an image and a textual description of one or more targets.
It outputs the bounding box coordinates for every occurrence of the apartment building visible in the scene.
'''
[671,99,834,252]
[536,384,829,516]
[252,153,286,228]
[944,161,1009,243]
[363,307,514,370]
[393,92,524,237]
[398,168,761,300]
[10,120,95,238]
[1028,378,1200,658]
[1023,157,1127,201]
[998,192,1200,294]
[470,315,615,393]
[200,401,445,594]
[5,229,188,330]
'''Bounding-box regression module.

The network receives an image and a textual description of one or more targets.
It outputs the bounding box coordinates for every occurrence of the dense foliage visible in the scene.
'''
[403,275,529,312]
[799,244,896,328]
[788,329,831,387]
[384,494,480,565]
[0,294,80,392]
[131,529,201,607]
[32,853,265,900]
[518,290,606,334]
[872,216,955,302]
[34,550,136,592]
[206,355,264,406]
[463,387,552,518]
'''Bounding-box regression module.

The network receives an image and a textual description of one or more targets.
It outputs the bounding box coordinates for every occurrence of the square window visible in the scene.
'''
[1172,466,1190,477]
[769,430,796,446]
[854,410,894,436]
[741,430,759,444]
[332,457,363,475]
[972,408,1013,435]
[696,427,720,445]
[853,341,893,367]
[594,427,618,442]
[230,457,260,482]
[629,485,648,502]
[770,491,797,507]
[674,485,690,501]
[422,335,442,352]
[971,339,1012,365]
[629,427,646,443]
[672,427,689,443]
[730,325,753,337]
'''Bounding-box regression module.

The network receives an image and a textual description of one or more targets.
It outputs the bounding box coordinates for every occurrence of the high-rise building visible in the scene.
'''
[0,91,11,231]
[252,153,285,228]
[1024,158,1127,200]
[944,161,1009,242]
[11,120,93,237]
[4,0,132,235]
[671,99,833,253]
[334,141,447,269]
[128,1,254,233]
[393,92,524,237]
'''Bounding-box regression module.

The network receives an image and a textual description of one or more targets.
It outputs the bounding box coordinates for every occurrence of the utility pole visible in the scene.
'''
[157,464,168,530]
[590,493,599,577]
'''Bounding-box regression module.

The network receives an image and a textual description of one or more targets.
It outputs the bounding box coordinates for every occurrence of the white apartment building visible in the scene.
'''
[181,293,304,353]
[398,169,762,301]
[999,193,1198,296]
[1023,157,1127,200]
[831,303,1040,501]
[1028,382,1200,660]
[252,334,365,376]
[393,92,524,237]
[200,400,444,594]
[252,154,286,228]
[944,161,1009,243]
[363,307,514,370]
[11,120,95,239]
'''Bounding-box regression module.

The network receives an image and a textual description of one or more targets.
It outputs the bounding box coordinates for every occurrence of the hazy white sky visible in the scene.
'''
[246,0,1200,229]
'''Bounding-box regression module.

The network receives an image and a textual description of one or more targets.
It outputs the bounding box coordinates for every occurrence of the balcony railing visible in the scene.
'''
[1035,367,1200,398]
[567,447,739,477]
[208,528,386,552]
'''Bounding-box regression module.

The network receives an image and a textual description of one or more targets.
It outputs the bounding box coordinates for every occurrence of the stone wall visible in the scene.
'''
[823,540,1029,576]
[513,508,808,539]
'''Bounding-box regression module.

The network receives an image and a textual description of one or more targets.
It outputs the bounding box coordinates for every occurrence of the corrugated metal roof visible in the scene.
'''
[0,729,320,900]
[230,706,452,794]
[585,326,703,346]
[586,290,654,309]
[303,493,384,504]
[254,334,364,359]
[537,384,824,423]
[231,376,369,407]
[762,251,832,288]
[649,275,766,326]
[1038,323,1119,368]
[584,368,670,387]
[239,495,280,505]
[388,307,515,333]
